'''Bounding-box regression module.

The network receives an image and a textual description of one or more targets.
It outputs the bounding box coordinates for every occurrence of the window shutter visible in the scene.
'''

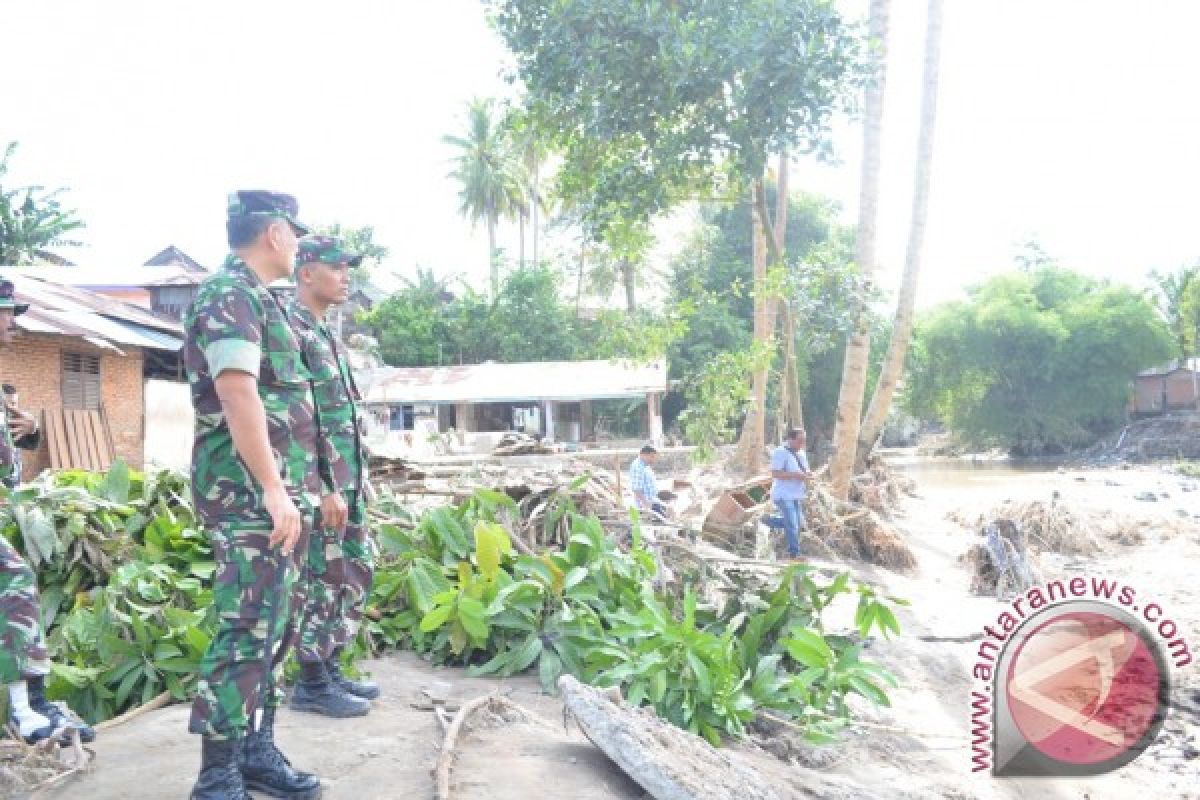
[62,352,102,410]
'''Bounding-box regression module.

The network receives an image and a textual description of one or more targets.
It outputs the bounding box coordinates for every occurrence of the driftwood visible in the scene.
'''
[95,690,171,731]
[558,675,783,800]
[434,694,494,800]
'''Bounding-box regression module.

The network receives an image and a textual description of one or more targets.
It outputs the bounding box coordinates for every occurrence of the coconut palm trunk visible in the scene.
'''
[518,210,526,269]
[733,180,774,472]
[858,0,944,467]
[487,213,499,298]
[828,0,890,500]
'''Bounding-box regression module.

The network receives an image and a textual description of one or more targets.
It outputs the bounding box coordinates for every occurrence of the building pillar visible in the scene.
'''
[646,393,663,444]
[580,399,593,441]
[542,400,556,441]
[454,402,474,432]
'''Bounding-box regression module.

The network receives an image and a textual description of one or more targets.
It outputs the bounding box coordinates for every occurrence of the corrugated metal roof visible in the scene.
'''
[1137,358,1200,377]
[23,264,209,290]
[5,275,184,352]
[360,359,667,405]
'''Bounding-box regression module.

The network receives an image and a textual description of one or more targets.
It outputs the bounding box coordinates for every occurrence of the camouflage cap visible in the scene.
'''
[0,279,29,316]
[295,235,363,270]
[226,190,311,236]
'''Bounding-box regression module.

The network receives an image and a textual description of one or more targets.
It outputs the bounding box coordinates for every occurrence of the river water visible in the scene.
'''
[880,447,1065,492]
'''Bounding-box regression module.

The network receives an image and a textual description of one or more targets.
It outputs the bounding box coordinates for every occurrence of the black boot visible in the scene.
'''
[27,675,96,743]
[289,660,370,718]
[191,737,251,800]
[239,707,322,799]
[326,649,380,700]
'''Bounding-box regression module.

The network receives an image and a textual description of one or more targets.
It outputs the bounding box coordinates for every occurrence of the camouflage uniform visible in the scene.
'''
[288,238,372,662]
[184,253,327,739]
[0,281,49,686]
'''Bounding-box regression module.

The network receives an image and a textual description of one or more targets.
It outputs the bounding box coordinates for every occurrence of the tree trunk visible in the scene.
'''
[576,245,586,318]
[532,164,540,267]
[828,0,890,500]
[780,301,804,429]
[621,259,637,313]
[771,152,804,432]
[857,0,944,468]
[518,211,526,269]
[487,215,499,298]
[733,182,771,473]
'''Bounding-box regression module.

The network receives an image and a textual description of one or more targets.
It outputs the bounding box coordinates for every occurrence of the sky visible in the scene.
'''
[3,1,1199,309]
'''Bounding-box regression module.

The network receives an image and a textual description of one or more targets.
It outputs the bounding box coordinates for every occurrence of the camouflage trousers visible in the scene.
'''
[188,522,313,739]
[0,536,50,684]
[297,490,372,662]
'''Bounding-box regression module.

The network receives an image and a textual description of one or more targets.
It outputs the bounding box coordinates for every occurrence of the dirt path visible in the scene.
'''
[41,463,1200,800]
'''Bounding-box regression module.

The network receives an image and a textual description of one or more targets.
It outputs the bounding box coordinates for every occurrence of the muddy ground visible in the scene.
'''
[39,463,1200,800]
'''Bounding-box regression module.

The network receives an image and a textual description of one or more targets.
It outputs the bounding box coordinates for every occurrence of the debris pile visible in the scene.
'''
[951,499,1101,556]
[1080,412,1200,463]
[848,456,919,514]
[0,730,91,798]
[699,475,918,572]
[492,432,557,457]
[961,519,1042,597]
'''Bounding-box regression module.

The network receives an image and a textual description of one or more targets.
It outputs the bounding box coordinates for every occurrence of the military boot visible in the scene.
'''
[6,681,59,744]
[239,707,322,799]
[326,649,380,700]
[289,660,370,718]
[27,674,96,743]
[191,737,251,800]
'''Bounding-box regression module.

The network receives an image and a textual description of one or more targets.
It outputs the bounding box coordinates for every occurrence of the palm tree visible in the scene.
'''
[443,99,524,297]
[828,0,890,499]
[857,0,945,466]
[0,141,85,265]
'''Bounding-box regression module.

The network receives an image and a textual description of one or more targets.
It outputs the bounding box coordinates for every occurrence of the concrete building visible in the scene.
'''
[359,359,668,456]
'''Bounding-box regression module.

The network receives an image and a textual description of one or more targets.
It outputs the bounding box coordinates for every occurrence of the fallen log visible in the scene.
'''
[558,675,783,800]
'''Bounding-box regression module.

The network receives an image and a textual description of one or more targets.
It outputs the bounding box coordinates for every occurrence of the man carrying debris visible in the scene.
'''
[630,444,669,519]
[184,191,323,800]
[0,280,96,747]
[770,428,811,561]
[287,236,379,718]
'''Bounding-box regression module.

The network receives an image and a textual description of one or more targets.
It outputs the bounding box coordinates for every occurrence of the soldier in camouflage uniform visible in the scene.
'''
[287,237,379,718]
[184,191,330,800]
[0,279,95,746]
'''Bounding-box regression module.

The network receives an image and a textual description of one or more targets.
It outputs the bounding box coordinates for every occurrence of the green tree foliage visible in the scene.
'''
[487,0,864,252]
[906,266,1175,454]
[1149,264,1200,358]
[0,142,85,265]
[667,190,872,449]
[366,244,689,368]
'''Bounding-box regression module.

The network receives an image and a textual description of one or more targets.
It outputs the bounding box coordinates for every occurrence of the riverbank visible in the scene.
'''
[41,460,1200,800]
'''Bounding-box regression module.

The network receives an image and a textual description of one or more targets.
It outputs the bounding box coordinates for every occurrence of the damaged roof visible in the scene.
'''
[9,274,184,353]
[360,359,668,405]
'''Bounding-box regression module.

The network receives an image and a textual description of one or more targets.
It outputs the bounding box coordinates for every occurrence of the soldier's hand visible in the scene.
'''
[320,491,347,532]
[265,484,303,556]
[9,414,35,437]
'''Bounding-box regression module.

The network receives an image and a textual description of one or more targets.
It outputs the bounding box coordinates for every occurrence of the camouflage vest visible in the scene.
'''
[184,255,321,529]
